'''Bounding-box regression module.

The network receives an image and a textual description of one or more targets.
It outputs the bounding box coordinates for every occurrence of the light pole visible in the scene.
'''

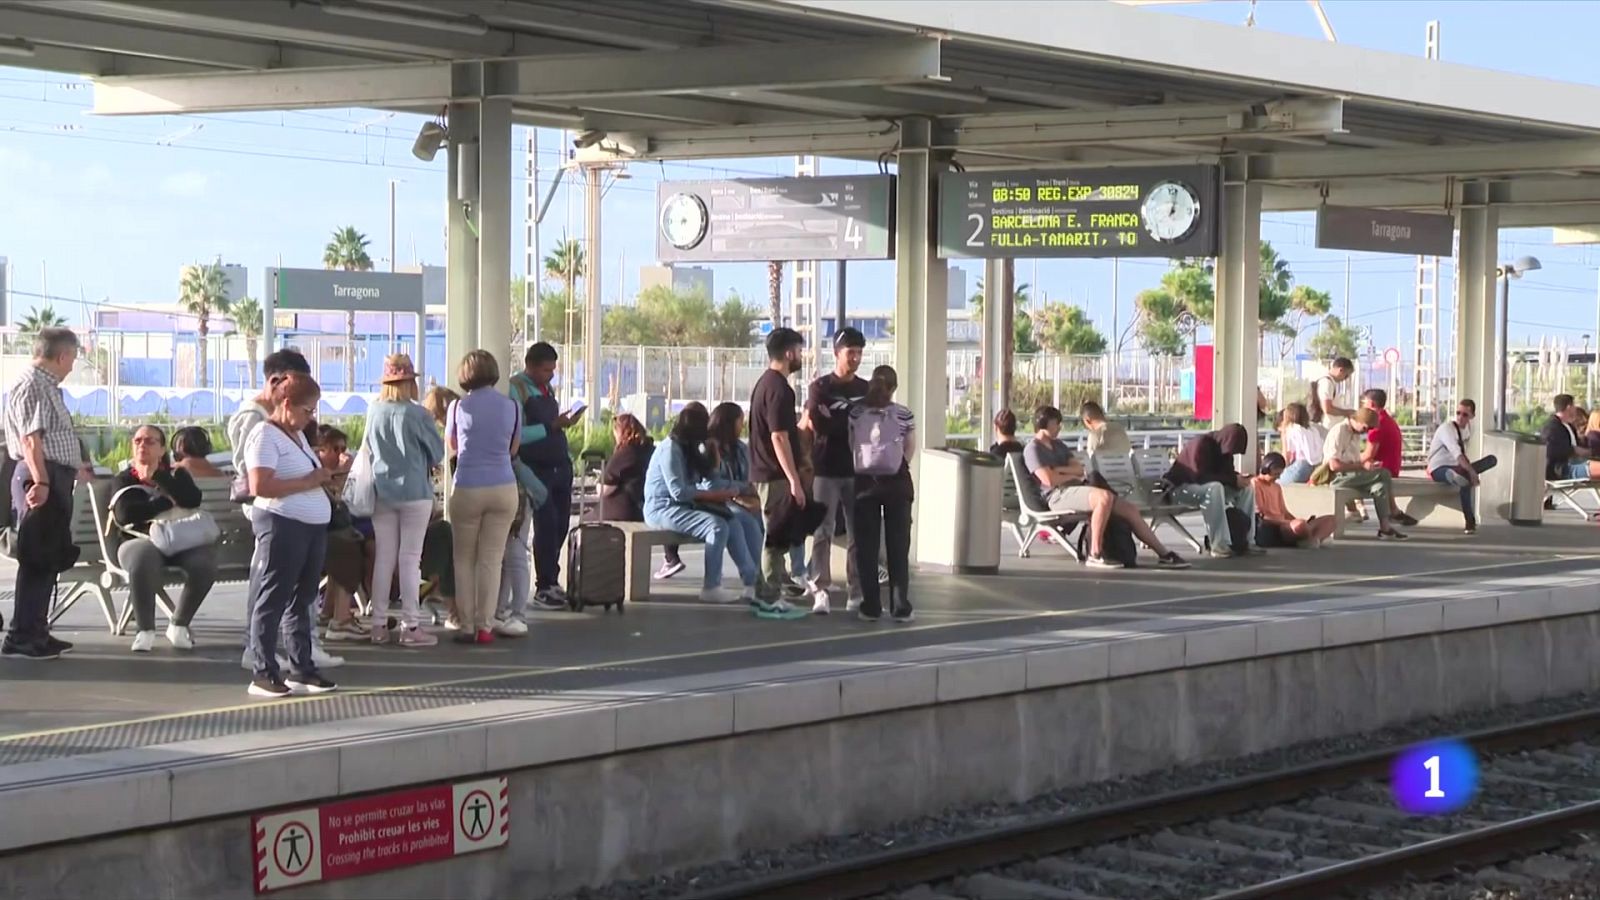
[1495,256,1542,430]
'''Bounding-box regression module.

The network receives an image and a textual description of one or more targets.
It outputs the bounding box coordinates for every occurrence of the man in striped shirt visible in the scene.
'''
[4,327,92,660]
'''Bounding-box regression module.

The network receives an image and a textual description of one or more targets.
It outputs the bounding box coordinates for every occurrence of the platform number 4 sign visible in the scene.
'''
[843,216,863,250]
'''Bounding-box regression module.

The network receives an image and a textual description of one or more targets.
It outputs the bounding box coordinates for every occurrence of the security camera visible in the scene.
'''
[572,129,606,150]
[412,120,446,162]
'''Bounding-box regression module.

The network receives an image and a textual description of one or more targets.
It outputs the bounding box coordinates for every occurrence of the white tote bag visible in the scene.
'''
[343,442,377,518]
[109,484,220,556]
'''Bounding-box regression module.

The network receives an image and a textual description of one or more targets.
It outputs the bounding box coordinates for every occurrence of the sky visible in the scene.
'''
[4,0,1600,356]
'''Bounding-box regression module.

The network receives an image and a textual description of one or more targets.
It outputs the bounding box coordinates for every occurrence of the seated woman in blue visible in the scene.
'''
[643,403,747,604]
[706,402,765,603]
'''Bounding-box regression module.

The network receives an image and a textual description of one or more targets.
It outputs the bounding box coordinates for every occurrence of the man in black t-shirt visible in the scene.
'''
[750,327,808,604]
[801,327,869,614]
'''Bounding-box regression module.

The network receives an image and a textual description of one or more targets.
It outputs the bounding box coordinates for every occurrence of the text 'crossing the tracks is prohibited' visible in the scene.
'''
[252,776,509,893]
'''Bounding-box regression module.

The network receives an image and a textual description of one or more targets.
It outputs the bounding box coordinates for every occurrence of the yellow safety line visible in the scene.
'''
[2,553,1591,747]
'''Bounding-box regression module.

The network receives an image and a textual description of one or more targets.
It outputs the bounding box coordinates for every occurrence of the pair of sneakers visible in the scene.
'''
[249,672,337,699]
[130,624,195,653]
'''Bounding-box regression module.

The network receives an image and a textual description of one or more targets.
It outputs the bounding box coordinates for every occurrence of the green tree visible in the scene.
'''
[1279,284,1333,362]
[323,225,374,390]
[703,292,761,348]
[229,296,265,389]
[179,258,232,388]
[1134,263,1210,357]
[544,237,586,351]
[1308,313,1360,361]
[1032,302,1107,355]
[1013,313,1040,355]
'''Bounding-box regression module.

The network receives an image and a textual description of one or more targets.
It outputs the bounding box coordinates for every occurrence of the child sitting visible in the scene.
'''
[1255,452,1337,549]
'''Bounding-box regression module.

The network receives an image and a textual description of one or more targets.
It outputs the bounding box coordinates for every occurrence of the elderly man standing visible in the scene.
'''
[3,328,92,660]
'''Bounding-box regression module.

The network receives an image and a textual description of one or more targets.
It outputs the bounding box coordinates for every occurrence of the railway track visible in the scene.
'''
[677,710,1600,900]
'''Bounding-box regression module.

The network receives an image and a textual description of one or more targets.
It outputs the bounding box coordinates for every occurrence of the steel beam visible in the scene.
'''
[0,6,366,68]
[90,35,939,115]
[497,36,941,101]
[1251,138,1600,182]
[8,43,216,77]
[641,121,904,159]
[1212,156,1261,462]
[94,61,463,114]
[937,98,1344,150]
[35,0,571,59]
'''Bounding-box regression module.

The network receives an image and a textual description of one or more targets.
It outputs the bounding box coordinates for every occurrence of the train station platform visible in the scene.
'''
[2,518,1599,897]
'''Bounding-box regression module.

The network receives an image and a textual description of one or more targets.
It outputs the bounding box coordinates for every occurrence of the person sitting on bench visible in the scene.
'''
[1164,423,1262,558]
[1023,406,1188,570]
[1080,401,1131,459]
[1324,409,1408,541]
[990,409,1024,457]
[1359,389,1418,527]
[1542,394,1594,481]
[1427,398,1496,535]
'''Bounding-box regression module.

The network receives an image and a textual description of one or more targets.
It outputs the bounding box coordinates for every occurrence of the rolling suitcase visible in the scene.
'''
[564,522,627,613]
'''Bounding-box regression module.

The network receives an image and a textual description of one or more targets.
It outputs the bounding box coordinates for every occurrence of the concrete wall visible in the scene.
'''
[4,611,1597,900]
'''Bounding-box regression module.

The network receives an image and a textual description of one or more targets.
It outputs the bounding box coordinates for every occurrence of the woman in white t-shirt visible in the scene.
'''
[1277,402,1325,484]
[244,372,338,700]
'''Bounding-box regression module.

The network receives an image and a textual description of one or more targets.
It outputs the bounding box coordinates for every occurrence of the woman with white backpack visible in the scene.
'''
[848,365,917,623]
[110,424,219,652]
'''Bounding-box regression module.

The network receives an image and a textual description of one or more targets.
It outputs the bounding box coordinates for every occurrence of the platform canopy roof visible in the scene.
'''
[7,0,1600,222]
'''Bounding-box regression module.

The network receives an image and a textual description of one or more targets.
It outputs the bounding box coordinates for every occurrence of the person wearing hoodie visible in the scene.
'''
[1164,423,1262,558]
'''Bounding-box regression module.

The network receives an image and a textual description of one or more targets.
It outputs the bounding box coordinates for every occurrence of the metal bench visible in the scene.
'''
[98,475,254,635]
[1546,478,1600,520]
[1130,447,1205,552]
[1093,450,1204,553]
[1001,452,1086,561]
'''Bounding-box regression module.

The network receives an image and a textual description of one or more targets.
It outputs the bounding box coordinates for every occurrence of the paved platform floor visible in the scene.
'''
[0,515,1595,766]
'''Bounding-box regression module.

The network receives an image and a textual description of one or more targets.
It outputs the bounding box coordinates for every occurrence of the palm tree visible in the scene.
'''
[179,259,232,387]
[324,226,374,390]
[543,237,586,352]
[230,297,265,389]
[14,305,68,353]
[766,260,784,329]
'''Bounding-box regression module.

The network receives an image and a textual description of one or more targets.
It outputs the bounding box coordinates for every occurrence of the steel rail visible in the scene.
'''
[675,708,1600,900]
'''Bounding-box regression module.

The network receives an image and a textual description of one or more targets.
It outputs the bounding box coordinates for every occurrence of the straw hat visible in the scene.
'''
[381,353,419,385]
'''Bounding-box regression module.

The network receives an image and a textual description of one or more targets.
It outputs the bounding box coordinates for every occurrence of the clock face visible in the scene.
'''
[1142,181,1201,243]
[660,192,709,251]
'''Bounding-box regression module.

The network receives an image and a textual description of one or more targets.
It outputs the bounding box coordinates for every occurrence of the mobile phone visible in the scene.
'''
[565,401,588,416]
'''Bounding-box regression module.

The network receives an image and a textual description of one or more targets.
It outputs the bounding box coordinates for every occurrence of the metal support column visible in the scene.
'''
[980,257,1006,448]
[893,118,949,560]
[525,126,541,344]
[583,164,603,423]
[1455,197,1499,458]
[792,155,820,374]
[1212,159,1262,462]
[444,100,480,391]
[478,97,513,391]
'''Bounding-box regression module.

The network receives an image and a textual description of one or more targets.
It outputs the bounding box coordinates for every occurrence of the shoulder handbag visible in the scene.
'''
[343,440,376,518]
[109,483,219,556]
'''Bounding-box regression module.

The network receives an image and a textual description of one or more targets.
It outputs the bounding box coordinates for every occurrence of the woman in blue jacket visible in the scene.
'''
[643,403,746,604]
[706,402,765,599]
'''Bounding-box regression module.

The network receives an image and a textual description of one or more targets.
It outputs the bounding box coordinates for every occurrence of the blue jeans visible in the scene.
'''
[250,513,326,681]
[1281,459,1314,484]
[725,508,763,587]
[1430,455,1497,527]
[645,505,731,590]
[1171,481,1256,549]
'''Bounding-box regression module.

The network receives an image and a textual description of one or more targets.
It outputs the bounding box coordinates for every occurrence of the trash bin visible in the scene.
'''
[915,447,1003,573]
[1478,431,1545,526]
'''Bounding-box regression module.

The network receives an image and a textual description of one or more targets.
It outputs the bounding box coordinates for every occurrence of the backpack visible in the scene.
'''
[1077,516,1138,568]
[850,405,907,476]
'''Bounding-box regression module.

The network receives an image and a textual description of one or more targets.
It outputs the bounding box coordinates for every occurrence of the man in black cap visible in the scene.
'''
[802,327,870,614]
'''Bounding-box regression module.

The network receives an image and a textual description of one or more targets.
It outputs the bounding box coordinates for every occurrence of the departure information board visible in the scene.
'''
[938,165,1221,259]
[655,175,895,263]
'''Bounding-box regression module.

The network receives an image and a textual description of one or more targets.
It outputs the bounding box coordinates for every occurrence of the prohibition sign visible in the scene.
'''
[272,819,316,879]
[459,788,495,841]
